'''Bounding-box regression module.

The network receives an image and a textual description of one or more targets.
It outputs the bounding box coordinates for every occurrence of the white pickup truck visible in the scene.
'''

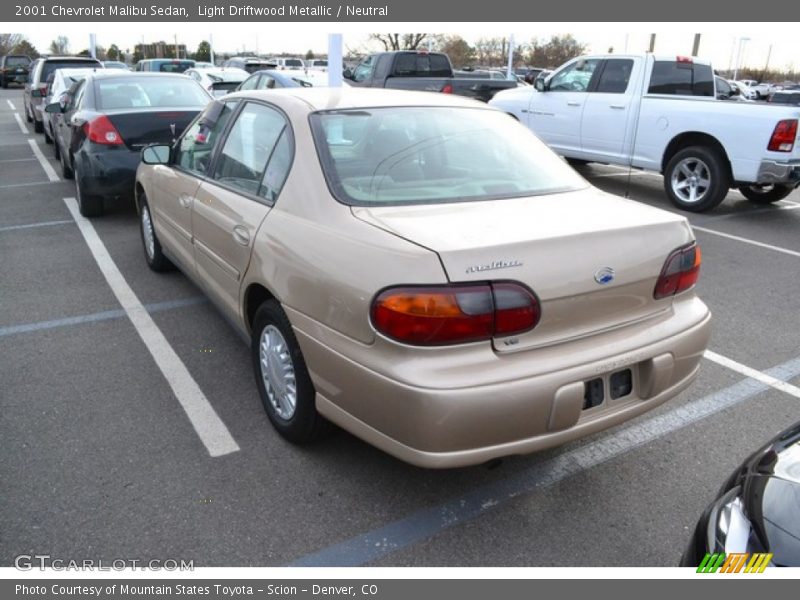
[489,54,800,212]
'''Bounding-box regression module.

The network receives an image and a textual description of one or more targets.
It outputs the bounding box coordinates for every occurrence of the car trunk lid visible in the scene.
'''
[105,109,200,150]
[352,188,694,353]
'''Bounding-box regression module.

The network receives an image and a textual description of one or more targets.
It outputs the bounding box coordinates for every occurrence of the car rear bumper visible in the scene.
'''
[756,159,800,184]
[289,295,712,468]
[77,148,140,200]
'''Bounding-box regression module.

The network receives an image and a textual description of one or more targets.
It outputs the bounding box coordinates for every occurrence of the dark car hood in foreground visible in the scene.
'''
[735,422,800,566]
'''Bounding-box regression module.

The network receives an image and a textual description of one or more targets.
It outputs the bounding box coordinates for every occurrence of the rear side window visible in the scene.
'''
[176,101,239,176]
[392,53,451,77]
[212,102,289,198]
[648,61,714,96]
[596,59,633,94]
[96,76,209,109]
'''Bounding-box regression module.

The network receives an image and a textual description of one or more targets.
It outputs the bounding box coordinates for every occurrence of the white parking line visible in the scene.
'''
[692,225,800,258]
[704,350,800,400]
[6,100,16,110]
[13,112,28,135]
[63,196,241,458]
[27,138,59,182]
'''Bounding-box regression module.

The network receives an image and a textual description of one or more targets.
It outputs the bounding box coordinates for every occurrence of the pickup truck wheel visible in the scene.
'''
[738,183,795,204]
[664,146,730,212]
[139,194,173,272]
[251,300,329,444]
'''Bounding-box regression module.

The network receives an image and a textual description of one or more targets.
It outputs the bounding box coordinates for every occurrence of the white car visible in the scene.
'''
[41,68,97,147]
[305,59,328,70]
[184,67,248,97]
[733,80,759,100]
[490,54,800,211]
[265,57,305,70]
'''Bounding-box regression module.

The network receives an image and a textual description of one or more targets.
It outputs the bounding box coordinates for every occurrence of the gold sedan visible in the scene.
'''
[135,88,711,468]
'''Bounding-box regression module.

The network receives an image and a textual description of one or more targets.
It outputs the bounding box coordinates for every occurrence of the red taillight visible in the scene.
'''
[768,119,797,152]
[371,283,540,346]
[676,56,693,64]
[441,83,453,94]
[83,115,123,145]
[654,243,701,300]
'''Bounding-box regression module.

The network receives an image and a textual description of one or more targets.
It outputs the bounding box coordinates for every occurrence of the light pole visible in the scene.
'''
[733,36,750,81]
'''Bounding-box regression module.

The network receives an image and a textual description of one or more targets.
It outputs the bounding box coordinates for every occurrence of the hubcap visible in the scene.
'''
[671,157,711,204]
[141,205,155,260]
[259,325,297,420]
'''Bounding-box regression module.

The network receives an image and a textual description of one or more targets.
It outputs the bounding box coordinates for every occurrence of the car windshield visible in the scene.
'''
[311,107,587,206]
[96,77,210,109]
[157,61,193,73]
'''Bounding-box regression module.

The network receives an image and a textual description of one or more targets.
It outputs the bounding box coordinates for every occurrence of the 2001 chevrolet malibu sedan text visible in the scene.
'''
[135,88,712,468]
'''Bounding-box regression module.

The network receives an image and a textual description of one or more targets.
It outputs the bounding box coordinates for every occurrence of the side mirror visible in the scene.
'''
[31,89,43,98]
[535,78,547,92]
[44,101,63,113]
[343,68,353,80]
[141,144,171,165]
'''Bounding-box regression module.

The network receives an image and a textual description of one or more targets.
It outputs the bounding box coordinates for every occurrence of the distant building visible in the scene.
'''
[134,42,188,59]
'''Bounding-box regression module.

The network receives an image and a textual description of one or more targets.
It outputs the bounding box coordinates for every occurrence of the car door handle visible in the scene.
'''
[609,104,626,110]
[232,225,250,246]
[566,101,581,107]
[178,194,193,208]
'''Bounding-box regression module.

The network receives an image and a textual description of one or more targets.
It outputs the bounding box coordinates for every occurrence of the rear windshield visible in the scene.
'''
[648,60,714,96]
[96,76,210,109]
[6,56,31,67]
[42,59,100,81]
[310,107,587,206]
[284,59,304,67]
[391,53,451,77]
[244,62,275,73]
[157,61,194,73]
[771,92,800,104]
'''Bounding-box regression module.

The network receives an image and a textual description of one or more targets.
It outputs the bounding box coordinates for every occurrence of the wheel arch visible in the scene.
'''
[243,283,278,337]
[661,131,733,181]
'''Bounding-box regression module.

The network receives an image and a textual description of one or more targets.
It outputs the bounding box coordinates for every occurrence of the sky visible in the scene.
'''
[9,22,800,72]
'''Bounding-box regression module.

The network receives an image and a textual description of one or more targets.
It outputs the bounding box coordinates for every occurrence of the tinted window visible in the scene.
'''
[96,76,210,109]
[176,101,238,176]
[311,107,587,206]
[284,59,304,68]
[238,75,259,90]
[771,92,800,105]
[213,103,287,196]
[41,60,100,82]
[392,53,450,77]
[352,55,374,82]
[157,61,194,73]
[596,59,633,94]
[548,58,600,92]
[7,56,31,67]
[648,61,714,96]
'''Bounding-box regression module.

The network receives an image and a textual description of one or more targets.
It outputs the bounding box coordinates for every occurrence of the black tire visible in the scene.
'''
[663,145,731,212]
[60,149,73,179]
[53,135,61,160]
[738,183,795,204]
[43,124,53,144]
[251,300,328,444]
[74,162,104,217]
[566,158,590,167]
[138,194,173,272]
[1,78,8,89]
[33,118,43,134]
[25,102,32,122]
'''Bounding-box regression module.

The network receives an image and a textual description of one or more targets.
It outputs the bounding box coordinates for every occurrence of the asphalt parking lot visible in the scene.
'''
[2,85,800,568]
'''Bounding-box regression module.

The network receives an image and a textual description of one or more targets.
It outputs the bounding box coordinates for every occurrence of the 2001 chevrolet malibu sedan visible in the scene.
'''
[135,88,712,468]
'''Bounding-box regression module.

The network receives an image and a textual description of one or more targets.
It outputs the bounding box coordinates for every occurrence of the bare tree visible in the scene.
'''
[49,35,70,55]
[369,33,429,51]
[0,33,24,55]
[440,35,475,69]
[12,38,39,58]
[526,34,588,68]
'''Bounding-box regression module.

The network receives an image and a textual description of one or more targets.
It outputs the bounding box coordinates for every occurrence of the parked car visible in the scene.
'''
[515,67,547,84]
[102,61,129,70]
[491,54,800,211]
[193,61,215,69]
[751,81,776,98]
[681,421,800,568]
[266,57,305,70]
[134,88,711,468]
[236,69,349,92]
[715,76,752,102]
[47,71,210,217]
[733,80,758,100]
[41,68,97,150]
[0,54,32,88]
[185,67,249,98]
[344,51,518,102]
[24,56,102,133]
[767,90,800,106]
[306,59,328,70]
[222,57,277,74]
[134,58,195,73]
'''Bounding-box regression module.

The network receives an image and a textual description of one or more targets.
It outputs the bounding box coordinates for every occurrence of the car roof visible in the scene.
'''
[226,87,489,111]
[42,56,101,62]
[86,70,192,80]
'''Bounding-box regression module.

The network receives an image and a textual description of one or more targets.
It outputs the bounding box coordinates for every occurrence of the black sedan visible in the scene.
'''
[46,71,211,217]
[681,421,800,568]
